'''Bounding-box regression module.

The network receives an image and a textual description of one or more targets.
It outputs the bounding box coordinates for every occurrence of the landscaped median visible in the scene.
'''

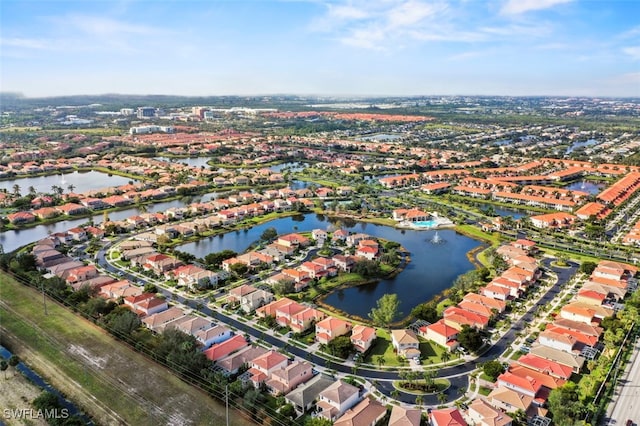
[0,272,254,426]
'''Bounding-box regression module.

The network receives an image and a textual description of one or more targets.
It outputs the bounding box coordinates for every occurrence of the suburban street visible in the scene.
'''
[604,336,640,425]
[95,235,580,406]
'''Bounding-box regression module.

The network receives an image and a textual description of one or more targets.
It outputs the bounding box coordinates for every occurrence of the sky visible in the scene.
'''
[1,0,639,98]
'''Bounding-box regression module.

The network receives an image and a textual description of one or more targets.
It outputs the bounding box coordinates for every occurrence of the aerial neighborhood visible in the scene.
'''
[2,96,640,426]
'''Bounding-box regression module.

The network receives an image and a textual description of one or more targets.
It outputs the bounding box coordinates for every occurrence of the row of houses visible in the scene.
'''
[427,259,635,425]
[477,260,635,423]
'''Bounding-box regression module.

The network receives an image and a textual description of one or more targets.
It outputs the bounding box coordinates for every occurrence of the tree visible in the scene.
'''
[33,391,62,412]
[376,355,386,368]
[437,392,448,405]
[8,355,19,377]
[327,335,354,359]
[273,279,295,296]
[229,263,249,277]
[579,261,597,275]
[415,394,423,407]
[260,227,278,242]
[547,382,588,425]
[12,184,21,196]
[457,325,484,354]
[483,360,505,381]
[304,418,332,426]
[368,293,401,327]
[204,250,237,268]
[411,302,439,323]
[143,283,158,294]
[0,360,7,379]
[440,350,451,364]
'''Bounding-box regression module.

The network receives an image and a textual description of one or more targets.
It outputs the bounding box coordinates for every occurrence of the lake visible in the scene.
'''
[0,198,200,253]
[153,156,212,169]
[178,214,481,318]
[566,139,598,154]
[0,171,135,196]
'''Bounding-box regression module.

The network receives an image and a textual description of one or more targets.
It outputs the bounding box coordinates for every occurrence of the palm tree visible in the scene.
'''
[415,395,423,408]
[390,389,400,400]
[376,355,386,368]
[440,350,451,364]
[437,392,448,405]
[67,184,75,193]
[28,186,37,197]
[12,184,21,197]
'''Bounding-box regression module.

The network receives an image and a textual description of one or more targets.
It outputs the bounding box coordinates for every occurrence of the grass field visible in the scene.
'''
[0,272,255,426]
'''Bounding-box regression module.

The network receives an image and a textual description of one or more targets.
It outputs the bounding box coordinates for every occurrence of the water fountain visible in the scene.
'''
[580,180,586,190]
[430,231,445,244]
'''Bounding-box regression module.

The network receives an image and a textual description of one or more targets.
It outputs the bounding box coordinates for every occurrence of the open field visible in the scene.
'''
[0,272,255,426]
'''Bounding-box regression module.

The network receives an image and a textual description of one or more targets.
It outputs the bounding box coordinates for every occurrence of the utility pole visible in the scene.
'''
[41,280,48,316]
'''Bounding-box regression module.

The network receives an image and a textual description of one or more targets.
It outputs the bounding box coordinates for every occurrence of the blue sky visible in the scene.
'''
[1,0,639,97]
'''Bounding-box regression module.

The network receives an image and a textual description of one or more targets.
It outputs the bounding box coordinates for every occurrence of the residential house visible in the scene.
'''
[124,293,168,316]
[216,346,268,376]
[204,335,249,362]
[316,379,360,421]
[419,320,459,352]
[247,350,289,388]
[142,307,187,333]
[175,316,214,336]
[467,398,513,426]
[350,325,377,353]
[443,307,489,330]
[285,374,335,417]
[195,325,233,348]
[333,398,386,426]
[390,329,420,359]
[266,360,314,395]
[538,330,579,353]
[429,407,467,426]
[316,317,352,345]
[462,293,507,313]
[529,344,585,374]
[560,302,614,325]
[290,307,326,334]
[388,406,422,426]
[239,289,274,313]
[516,354,573,380]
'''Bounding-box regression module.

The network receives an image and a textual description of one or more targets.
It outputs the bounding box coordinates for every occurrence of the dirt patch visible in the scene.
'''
[0,372,49,426]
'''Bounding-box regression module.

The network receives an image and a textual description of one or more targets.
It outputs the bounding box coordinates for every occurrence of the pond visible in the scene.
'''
[0,171,136,196]
[564,180,605,195]
[566,139,598,154]
[178,214,481,318]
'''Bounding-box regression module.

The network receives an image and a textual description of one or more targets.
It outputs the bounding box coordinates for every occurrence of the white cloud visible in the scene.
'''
[0,37,49,50]
[622,46,640,60]
[500,0,573,15]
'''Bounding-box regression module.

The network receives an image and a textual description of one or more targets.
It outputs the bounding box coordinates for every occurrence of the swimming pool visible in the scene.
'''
[412,220,438,228]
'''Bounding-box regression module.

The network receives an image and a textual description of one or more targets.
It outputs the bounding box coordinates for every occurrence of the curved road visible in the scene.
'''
[97,238,578,405]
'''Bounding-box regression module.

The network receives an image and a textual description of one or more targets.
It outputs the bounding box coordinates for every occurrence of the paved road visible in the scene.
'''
[605,337,640,425]
[96,239,578,405]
